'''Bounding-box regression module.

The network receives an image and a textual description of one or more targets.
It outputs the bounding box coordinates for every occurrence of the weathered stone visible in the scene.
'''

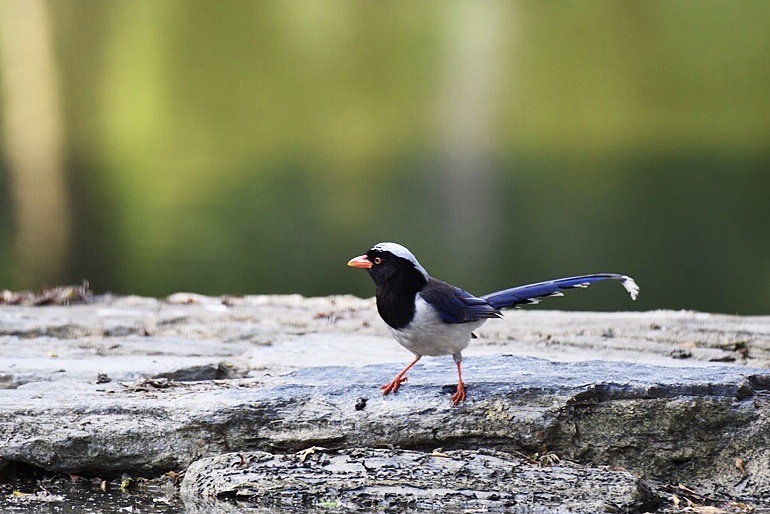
[1,296,770,512]
[0,355,768,501]
[180,448,656,513]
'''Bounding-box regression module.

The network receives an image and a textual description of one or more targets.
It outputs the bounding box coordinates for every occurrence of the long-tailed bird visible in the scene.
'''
[348,242,638,406]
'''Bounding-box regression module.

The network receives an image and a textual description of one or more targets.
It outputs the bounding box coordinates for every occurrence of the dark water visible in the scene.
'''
[4,480,770,514]
[1,479,184,514]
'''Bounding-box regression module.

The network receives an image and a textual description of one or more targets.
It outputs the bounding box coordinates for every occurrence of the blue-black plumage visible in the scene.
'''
[483,273,639,310]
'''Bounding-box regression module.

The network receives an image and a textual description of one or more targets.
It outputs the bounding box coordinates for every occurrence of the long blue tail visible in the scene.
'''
[482,274,639,309]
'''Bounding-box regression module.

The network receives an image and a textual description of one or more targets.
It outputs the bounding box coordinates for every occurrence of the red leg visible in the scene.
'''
[381,356,421,396]
[450,359,466,405]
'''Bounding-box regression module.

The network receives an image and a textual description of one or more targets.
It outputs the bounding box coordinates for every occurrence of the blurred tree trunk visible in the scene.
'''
[0,0,70,288]
[437,1,506,271]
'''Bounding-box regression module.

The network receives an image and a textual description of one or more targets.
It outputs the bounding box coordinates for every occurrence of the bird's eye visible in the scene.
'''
[374,257,382,265]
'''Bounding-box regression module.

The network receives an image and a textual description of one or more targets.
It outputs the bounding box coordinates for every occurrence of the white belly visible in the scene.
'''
[390,297,486,360]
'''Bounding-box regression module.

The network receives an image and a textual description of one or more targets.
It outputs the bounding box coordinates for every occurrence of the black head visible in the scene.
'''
[347,242,429,295]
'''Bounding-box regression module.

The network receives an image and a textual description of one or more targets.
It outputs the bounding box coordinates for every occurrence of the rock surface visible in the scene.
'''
[180,448,656,513]
[1,294,770,512]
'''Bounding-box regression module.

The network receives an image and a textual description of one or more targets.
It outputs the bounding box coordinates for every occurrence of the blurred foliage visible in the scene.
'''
[1,1,769,313]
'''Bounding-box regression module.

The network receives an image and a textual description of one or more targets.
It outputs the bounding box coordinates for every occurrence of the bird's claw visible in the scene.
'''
[450,381,466,406]
[381,376,408,396]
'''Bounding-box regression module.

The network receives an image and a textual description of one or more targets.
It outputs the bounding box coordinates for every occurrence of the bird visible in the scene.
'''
[348,242,639,406]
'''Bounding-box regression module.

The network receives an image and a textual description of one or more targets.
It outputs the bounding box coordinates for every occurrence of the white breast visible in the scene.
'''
[389,296,485,360]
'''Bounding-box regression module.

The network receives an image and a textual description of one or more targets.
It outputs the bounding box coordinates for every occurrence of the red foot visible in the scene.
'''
[450,381,466,406]
[381,375,407,396]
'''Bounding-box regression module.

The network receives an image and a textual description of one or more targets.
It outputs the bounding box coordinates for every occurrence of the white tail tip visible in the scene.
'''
[621,276,639,301]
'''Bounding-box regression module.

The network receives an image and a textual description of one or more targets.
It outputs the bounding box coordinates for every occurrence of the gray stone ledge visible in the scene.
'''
[1,295,769,512]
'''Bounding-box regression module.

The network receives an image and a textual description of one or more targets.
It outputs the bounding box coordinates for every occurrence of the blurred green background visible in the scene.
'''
[0,1,768,313]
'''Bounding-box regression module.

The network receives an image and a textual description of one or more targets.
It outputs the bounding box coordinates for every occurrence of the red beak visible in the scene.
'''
[347,254,372,269]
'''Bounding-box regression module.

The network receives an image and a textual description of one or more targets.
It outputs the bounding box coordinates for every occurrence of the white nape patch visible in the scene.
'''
[621,276,640,300]
[371,242,429,280]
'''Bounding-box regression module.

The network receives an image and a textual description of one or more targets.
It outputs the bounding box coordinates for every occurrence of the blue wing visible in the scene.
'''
[482,274,639,310]
[419,279,502,324]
